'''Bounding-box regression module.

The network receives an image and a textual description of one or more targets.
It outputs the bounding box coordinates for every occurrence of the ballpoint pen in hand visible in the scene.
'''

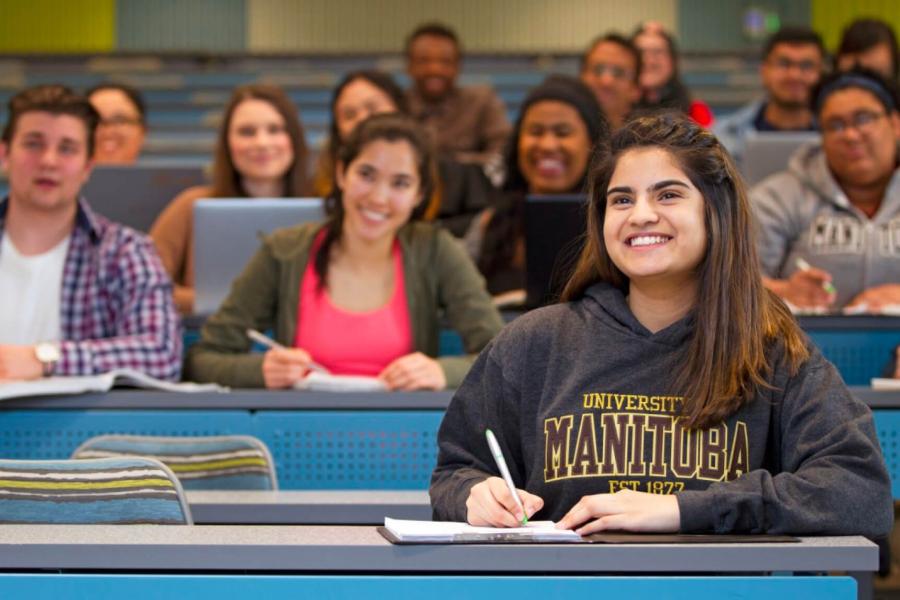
[795,258,837,295]
[245,328,329,374]
[485,428,528,525]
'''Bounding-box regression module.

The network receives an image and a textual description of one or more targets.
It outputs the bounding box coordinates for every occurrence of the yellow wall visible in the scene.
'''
[0,0,115,53]
[812,0,900,51]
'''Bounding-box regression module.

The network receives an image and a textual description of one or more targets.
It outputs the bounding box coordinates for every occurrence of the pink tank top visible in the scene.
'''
[295,234,413,376]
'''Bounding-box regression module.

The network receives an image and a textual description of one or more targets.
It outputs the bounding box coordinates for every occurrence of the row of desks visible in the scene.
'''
[0,525,876,600]
[2,386,896,409]
[0,388,890,599]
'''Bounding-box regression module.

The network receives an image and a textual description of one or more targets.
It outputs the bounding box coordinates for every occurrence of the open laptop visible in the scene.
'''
[742,132,819,187]
[524,194,588,308]
[82,165,208,232]
[193,198,325,315]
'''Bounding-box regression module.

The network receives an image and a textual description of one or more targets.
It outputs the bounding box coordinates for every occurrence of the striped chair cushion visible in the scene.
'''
[72,435,278,490]
[0,457,191,524]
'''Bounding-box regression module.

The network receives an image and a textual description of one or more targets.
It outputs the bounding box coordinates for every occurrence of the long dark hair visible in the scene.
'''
[478,75,608,289]
[325,71,408,182]
[314,113,436,288]
[631,24,692,113]
[562,113,808,429]
[211,84,309,197]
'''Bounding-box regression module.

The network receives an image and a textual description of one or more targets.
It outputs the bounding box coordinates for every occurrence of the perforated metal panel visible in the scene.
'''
[873,410,900,499]
[255,411,442,490]
[0,411,251,460]
[805,331,900,385]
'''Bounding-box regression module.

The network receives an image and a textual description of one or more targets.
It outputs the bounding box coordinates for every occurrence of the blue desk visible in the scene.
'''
[0,525,874,600]
[0,390,451,490]
[2,388,899,496]
[798,316,900,386]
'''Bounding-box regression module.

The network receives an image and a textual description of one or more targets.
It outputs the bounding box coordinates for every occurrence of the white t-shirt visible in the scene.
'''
[0,233,71,345]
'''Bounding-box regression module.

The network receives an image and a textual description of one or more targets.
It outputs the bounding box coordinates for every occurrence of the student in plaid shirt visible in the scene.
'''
[0,85,181,381]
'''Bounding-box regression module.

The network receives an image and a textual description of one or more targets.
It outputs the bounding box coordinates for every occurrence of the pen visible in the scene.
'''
[795,258,837,295]
[485,428,528,525]
[245,328,329,374]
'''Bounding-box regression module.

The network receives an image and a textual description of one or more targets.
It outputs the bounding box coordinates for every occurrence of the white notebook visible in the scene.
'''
[0,368,225,401]
[383,517,582,543]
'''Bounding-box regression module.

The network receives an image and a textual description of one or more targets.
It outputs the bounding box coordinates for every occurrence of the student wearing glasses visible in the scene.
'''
[713,27,825,168]
[86,83,147,165]
[579,33,642,130]
[751,68,900,312]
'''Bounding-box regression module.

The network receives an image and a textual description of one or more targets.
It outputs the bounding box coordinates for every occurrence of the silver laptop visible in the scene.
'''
[82,165,208,232]
[193,198,325,315]
[743,132,819,186]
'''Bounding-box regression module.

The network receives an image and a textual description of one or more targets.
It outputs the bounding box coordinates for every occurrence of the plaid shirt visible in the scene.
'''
[0,198,182,380]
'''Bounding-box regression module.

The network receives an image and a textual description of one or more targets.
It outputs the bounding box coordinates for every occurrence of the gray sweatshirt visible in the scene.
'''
[430,282,893,536]
[750,142,900,307]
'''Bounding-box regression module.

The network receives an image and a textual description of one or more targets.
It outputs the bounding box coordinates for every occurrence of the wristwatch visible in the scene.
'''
[34,342,60,377]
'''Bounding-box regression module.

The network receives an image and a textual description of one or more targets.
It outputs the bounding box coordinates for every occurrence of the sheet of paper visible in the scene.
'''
[384,517,582,542]
[295,371,387,392]
[872,378,900,390]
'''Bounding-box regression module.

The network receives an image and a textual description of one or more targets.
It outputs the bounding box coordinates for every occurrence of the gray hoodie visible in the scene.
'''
[750,142,900,307]
[430,282,892,536]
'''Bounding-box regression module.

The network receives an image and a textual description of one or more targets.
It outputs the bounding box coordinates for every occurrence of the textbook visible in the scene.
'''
[0,368,225,401]
[379,518,800,545]
[294,371,387,393]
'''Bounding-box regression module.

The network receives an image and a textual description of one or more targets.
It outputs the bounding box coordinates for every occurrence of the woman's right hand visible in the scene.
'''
[765,268,836,309]
[466,476,544,527]
[262,347,315,389]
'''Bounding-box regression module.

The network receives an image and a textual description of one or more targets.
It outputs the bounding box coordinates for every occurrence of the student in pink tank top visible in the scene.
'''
[260,113,491,390]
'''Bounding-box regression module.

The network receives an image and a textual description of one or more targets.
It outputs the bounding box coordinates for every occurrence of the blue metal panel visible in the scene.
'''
[0,574,856,599]
[805,330,900,385]
[0,411,251,460]
[873,410,900,499]
[254,411,443,490]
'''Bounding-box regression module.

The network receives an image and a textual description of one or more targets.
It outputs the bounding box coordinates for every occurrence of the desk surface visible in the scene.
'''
[797,315,900,330]
[187,490,431,524]
[0,525,876,573]
[0,387,896,409]
[0,389,455,409]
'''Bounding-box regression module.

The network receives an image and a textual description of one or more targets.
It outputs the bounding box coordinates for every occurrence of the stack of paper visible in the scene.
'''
[383,517,582,543]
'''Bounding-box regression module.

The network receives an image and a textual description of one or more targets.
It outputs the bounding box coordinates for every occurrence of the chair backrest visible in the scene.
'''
[0,456,191,524]
[72,434,278,491]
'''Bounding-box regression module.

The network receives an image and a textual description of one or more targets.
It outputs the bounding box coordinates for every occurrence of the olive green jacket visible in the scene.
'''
[186,221,504,388]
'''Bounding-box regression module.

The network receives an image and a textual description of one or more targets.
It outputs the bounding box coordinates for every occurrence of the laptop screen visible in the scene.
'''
[524,194,588,308]
[83,165,208,232]
[193,198,325,315]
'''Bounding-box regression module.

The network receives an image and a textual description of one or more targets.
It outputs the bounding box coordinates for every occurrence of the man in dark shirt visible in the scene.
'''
[405,23,511,169]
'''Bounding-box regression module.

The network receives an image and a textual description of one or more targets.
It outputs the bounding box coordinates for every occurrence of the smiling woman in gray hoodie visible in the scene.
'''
[430,113,892,538]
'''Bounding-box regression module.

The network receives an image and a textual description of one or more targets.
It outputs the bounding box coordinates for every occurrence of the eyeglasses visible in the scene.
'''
[588,63,633,81]
[821,110,887,135]
[767,57,820,74]
[98,115,142,128]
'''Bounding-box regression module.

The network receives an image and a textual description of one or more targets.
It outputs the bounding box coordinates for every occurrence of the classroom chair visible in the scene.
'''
[0,456,192,524]
[72,434,278,490]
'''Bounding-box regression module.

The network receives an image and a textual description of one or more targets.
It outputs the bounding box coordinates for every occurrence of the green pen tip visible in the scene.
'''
[522,514,528,525]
